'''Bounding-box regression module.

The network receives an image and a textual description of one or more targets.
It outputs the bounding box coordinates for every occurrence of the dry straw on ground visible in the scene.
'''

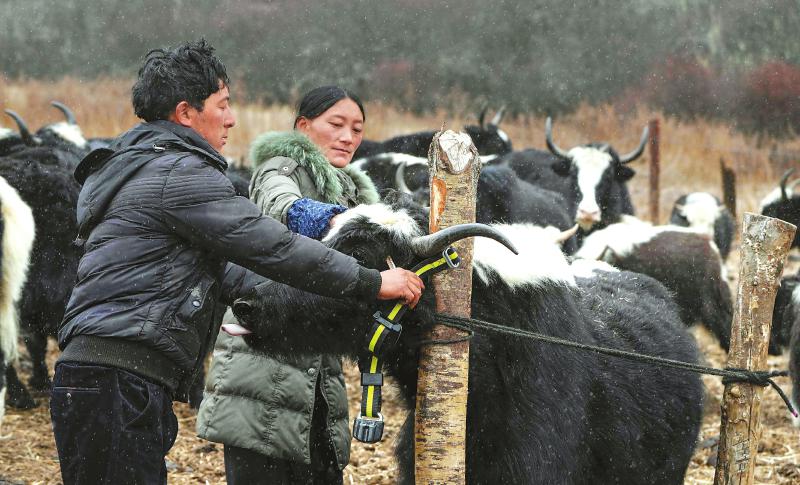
[0,78,799,484]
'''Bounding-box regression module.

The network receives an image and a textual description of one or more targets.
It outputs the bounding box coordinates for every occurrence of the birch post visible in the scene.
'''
[414,130,479,484]
[714,213,796,485]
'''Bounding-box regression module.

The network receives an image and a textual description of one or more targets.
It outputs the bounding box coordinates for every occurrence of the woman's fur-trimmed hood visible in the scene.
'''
[249,131,378,204]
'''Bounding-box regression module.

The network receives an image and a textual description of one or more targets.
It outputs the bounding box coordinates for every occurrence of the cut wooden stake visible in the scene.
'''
[714,213,796,485]
[414,130,479,484]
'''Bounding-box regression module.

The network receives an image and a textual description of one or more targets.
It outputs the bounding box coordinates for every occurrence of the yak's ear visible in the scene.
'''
[615,165,635,181]
[551,158,572,176]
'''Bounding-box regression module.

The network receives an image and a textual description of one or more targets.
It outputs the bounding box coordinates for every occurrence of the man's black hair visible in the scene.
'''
[132,39,230,122]
[294,86,365,128]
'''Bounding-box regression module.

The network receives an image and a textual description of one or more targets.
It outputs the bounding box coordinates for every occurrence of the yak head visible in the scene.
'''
[670,192,723,236]
[760,168,800,248]
[464,105,512,157]
[231,195,517,359]
[545,117,648,231]
[4,102,89,166]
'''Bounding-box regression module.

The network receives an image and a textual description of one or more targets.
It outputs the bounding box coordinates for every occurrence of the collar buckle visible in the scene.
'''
[353,413,385,443]
[443,246,460,268]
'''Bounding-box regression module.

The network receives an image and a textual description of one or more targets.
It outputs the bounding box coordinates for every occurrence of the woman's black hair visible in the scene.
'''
[294,86,365,128]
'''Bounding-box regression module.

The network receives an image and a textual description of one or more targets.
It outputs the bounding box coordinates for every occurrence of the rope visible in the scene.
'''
[433,313,798,417]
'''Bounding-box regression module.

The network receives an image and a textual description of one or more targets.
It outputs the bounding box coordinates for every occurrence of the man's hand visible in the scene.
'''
[378,268,425,307]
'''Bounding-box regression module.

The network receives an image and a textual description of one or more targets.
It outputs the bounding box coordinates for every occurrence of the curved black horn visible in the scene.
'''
[545,117,570,159]
[4,110,37,146]
[490,105,507,126]
[409,223,518,259]
[395,160,412,195]
[51,101,78,125]
[780,168,795,201]
[618,125,650,164]
[478,104,489,129]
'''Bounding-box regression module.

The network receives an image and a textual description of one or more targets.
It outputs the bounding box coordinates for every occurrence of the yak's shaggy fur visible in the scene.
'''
[0,175,36,428]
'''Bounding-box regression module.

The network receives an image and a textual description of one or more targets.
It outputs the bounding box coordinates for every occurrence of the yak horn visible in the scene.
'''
[410,223,518,259]
[395,160,412,195]
[51,101,78,125]
[477,104,489,129]
[618,125,650,164]
[554,224,579,244]
[545,117,571,159]
[4,110,37,146]
[490,105,507,126]
[780,168,795,200]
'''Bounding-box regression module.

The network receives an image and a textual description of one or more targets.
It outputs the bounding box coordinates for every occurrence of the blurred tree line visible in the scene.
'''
[2,0,799,134]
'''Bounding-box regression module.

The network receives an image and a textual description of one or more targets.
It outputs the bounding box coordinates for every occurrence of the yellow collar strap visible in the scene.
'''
[353,246,461,443]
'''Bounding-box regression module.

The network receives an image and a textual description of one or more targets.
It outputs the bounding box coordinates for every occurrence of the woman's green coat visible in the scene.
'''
[196,131,379,468]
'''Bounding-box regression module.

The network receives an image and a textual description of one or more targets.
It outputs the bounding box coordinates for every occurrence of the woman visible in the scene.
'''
[197,86,379,485]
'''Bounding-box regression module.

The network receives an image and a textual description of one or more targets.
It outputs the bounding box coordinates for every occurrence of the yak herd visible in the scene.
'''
[0,103,798,484]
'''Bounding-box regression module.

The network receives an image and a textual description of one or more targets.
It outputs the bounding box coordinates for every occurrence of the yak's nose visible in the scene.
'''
[576,209,600,229]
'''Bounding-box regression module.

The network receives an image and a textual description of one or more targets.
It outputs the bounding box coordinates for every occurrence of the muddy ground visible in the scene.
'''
[0,254,798,484]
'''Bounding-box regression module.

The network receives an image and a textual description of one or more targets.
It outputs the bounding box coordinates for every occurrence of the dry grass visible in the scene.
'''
[3,76,798,217]
[0,77,799,484]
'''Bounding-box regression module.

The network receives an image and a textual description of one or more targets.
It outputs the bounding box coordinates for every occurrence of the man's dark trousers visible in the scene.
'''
[50,362,178,485]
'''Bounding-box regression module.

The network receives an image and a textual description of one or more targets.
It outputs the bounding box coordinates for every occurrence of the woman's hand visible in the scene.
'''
[378,268,425,307]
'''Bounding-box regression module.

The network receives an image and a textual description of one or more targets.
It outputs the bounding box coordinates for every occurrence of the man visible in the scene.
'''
[50,39,424,485]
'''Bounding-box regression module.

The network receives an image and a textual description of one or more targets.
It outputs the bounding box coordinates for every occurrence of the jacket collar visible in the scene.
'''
[75,120,228,185]
[249,131,378,204]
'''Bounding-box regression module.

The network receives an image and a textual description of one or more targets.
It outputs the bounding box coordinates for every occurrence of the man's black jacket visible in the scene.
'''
[58,121,380,400]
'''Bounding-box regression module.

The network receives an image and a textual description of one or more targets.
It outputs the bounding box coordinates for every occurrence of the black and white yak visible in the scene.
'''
[770,272,799,357]
[760,169,800,249]
[669,192,736,260]
[575,216,733,351]
[496,118,649,243]
[229,199,704,484]
[0,145,82,409]
[393,162,579,253]
[353,107,512,160]
[778,272,800,423]
[0,176,36,428]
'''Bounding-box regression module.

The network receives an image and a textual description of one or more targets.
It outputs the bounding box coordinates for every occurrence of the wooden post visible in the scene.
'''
[720,159,737,220]
[414,130,479,484]
[648,118,660,224]
[713,213,797,485]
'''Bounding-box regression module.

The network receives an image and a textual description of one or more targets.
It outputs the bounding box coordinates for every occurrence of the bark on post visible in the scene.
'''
[648,118,660,224]
[714,213,797,485]
[414,130,479,484]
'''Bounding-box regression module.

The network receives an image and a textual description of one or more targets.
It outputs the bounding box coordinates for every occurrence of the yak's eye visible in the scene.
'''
[350,249,370,265]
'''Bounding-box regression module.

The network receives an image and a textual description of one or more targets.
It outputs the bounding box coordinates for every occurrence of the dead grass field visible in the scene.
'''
[0,77,799,484]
